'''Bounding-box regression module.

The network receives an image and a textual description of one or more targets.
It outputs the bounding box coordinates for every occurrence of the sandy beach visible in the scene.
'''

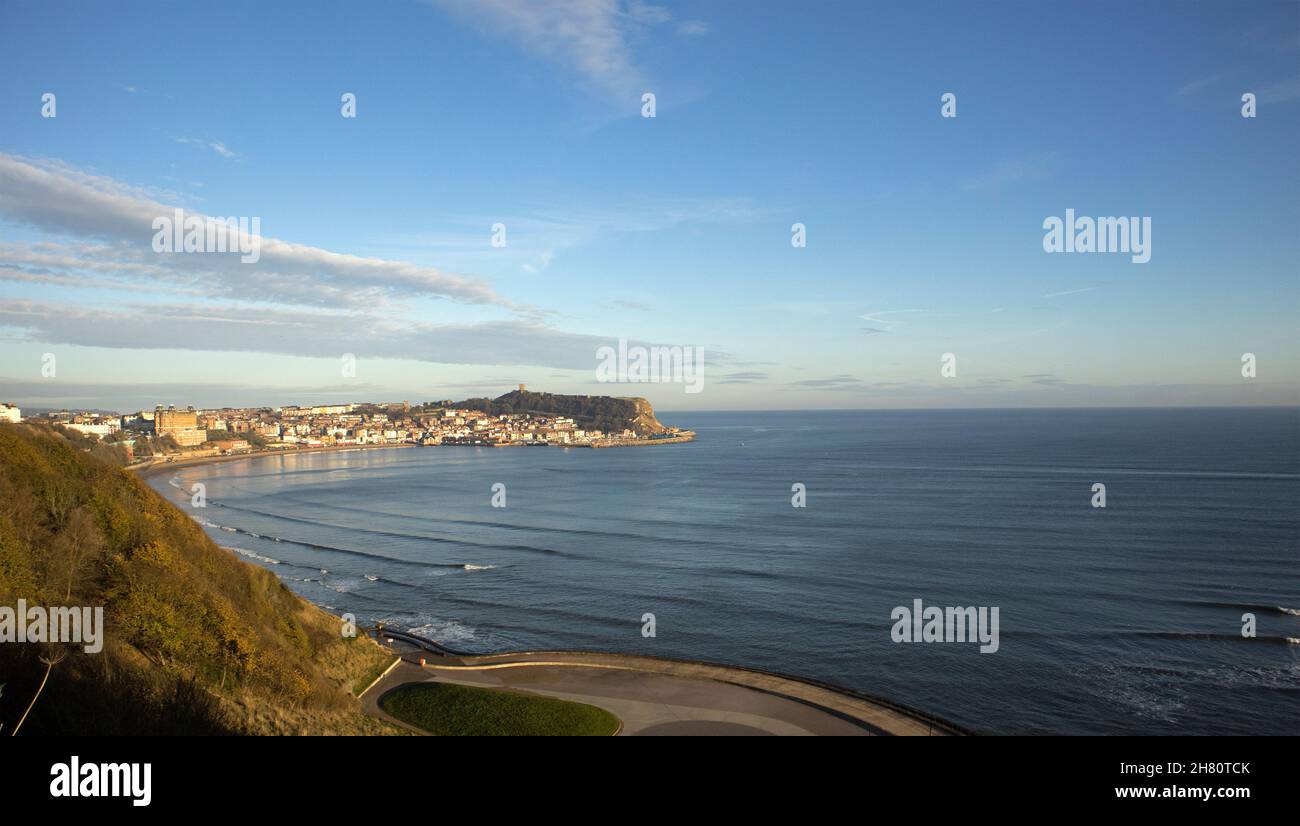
[130,441,418,481]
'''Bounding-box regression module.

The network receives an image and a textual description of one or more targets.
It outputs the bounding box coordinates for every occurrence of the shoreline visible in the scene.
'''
[587,431,696,447]
[141,434,962,736]
[130,432,696,480]
[130,441,419,480]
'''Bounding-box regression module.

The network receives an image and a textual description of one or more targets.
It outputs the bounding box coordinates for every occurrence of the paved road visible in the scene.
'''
[362,646,952,736]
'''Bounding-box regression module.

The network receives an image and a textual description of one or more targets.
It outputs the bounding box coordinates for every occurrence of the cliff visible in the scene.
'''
[0,423,397,735]
[453,390,669,435]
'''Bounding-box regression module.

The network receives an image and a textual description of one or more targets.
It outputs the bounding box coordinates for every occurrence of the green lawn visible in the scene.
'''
[352,655,399,697]
[379,682,621,736]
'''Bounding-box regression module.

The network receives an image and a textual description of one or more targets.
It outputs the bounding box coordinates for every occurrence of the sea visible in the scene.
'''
[148,407,1300,735]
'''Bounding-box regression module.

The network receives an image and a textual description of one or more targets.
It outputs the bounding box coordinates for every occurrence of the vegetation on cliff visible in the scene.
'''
[452,390,668,435]
[0,423,397,735]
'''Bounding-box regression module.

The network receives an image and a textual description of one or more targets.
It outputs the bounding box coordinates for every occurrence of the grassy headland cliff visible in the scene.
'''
[0,423,398,735]
[453,389,669,435]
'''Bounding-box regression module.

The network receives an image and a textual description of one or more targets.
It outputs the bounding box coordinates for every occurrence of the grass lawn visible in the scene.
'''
[379,681,621,736]
[352,655,399,697]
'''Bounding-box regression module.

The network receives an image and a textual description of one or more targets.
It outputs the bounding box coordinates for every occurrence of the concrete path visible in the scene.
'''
[361,645,956,736]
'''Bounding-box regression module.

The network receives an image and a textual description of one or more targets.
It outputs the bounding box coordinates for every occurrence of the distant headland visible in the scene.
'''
[4,387,694,469]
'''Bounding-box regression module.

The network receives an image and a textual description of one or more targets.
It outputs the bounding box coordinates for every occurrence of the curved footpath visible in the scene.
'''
[363,634,965,736]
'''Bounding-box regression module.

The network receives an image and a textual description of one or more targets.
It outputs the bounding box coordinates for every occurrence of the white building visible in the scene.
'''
[0,403,20,424]
[63,422,119,437]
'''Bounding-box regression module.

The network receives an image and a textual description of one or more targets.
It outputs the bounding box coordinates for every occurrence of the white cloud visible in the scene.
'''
[0,152,510,308]
[0,153,742,376]
[366,195,767,275]
[627,1,671,25]
[1175,71,1230,98]
[963,151,1065,193]
[428,0,669,97]
[174,137,237,159]
[857,309,929,326]
[1257,74,1300,104]
[0,298,663,370]
[1041,286,1098,299]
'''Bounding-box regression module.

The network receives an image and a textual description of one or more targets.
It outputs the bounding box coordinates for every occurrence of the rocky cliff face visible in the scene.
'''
[626,397,668,434]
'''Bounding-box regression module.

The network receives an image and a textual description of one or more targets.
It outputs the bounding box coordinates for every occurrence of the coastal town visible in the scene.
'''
[0,386,694,464]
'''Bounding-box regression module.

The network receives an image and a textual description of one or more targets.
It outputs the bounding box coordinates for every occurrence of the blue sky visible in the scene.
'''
[1,0,1297,411]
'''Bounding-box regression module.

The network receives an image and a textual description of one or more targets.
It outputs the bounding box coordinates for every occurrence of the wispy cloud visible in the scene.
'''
[858,309,929,326]
[0,377,390,411]
[963,151,1064,193]
[1256,74,1300,104]
[174,137,237,159]
[1175,71,1231,98]
[0,153,748,374]
[0,298,666,370]
[0,153,510,308]
[626,1,671,25]
[718,371,768,384]
[789,374,867,390]
[427,0,699,98]
[368,195,768,274]
[429,0,645,97]
[1041,285,1099,299]
[1174,68,1300,106]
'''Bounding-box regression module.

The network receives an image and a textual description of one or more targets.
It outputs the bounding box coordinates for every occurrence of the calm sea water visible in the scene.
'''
[150,408,1300,735]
